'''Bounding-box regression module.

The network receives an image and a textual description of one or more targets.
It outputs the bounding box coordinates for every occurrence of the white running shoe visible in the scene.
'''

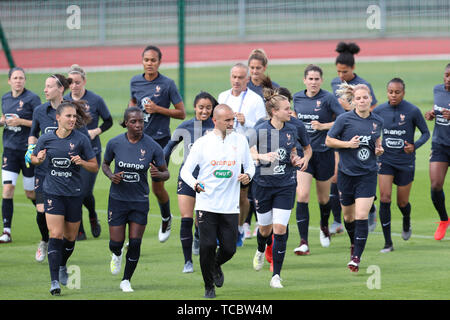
[36,240,48,262]
[253,250,265,271]
[183,261,194,273]
[158,215,172,243]
[119,280,134,292]
[243,223,252,239]
[110,250,123,275]
[0,231,11,243]
[270,274,283,288]
[319,227,331,248]
[293,240,310,255]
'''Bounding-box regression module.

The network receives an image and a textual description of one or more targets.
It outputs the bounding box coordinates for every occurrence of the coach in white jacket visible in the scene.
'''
[180,104,255,299]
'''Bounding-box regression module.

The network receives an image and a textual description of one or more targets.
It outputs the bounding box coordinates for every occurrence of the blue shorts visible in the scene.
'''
[107,196,149,226]
[338,171,377,206]
[251,183,296,213]
[177,175,196,197]
[303,149,335,181]
[44,193,83,223]
[378,162,414,186]
[2,147,34,177]
[430,142,450,165]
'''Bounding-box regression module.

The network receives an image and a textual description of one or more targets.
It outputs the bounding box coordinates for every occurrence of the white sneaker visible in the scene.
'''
[110,250,123,275]
[243,223,252,239]
[119,280,134,292]
[0,232,11,243]
[253,250,265,271]
[183,261,194,273]
[293,242,310,255]
[158,215,172,243]
[35,240,48,262]
[270,274,283,288]
[319,228,331,248]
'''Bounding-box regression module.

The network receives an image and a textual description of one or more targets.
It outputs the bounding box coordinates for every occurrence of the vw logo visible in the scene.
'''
[358,148,370,161]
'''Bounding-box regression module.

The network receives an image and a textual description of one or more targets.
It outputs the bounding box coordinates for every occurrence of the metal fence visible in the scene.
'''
[1,0,449,49]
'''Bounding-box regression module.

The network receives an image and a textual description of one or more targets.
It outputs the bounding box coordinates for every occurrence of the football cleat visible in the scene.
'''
[183,261,194,273]
[329,221,344,235]
[0,231,11,243]
[90,218,101,238]
[265,237,273,263]
[380,244,394,253]
[253,250,265,271]
[270,274,283,288]
[434,220,449,241]
[204,287,216,299]
[319,226,331,248]
[119,280,134,292]
[50,280,61,296]
[59,266,69,286]
[36,240,48,262]
[158,215,172,243]
[110,249,123,275]
[347,257,360,273]
[294,239,310,256]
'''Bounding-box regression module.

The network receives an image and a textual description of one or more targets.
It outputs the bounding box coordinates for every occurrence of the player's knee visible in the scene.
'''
[109,240,124,256]
[127,238,142,259]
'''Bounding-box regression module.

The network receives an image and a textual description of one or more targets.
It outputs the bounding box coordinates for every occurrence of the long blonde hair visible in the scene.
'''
[335,82,370,105]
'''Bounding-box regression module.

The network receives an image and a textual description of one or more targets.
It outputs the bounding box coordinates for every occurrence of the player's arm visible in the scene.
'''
[71,156,98,173]
[102,159,123,184]
[143,100,186,120]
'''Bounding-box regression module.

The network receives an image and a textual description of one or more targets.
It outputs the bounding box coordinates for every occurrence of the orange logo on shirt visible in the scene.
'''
[210,160,236,166]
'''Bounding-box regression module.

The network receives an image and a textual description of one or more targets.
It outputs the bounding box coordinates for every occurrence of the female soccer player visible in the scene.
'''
[326,83,384,272]
[251,87,309,288]
[0,67,41,243]
[103,107,169,292]
[292,64,344,254]
[247,48,280,98]
[129,45,185,243]
[330,42,379,233]
[27,74,72,262]
[31,100,98,295]
[425,63,450,240]
[164,92,217,273]
[373,78,429,252]
[65,64,113,239]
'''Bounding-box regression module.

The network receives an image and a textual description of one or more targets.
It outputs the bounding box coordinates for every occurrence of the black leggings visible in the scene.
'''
[198,211,238,289]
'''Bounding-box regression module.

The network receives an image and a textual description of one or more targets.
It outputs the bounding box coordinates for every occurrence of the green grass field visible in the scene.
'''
[0,60,449,300]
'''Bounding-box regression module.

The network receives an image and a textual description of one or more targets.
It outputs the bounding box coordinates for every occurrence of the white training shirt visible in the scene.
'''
[180,130,255,214]
[218,88,266,131]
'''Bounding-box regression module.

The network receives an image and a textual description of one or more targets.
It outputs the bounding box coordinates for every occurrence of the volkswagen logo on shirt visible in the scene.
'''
[358,148,370,161]
[276,148,287,161]
[45,127,58,134]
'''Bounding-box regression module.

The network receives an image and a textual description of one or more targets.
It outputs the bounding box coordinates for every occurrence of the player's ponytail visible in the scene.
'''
[263,87,288,118]
[335,42,360,67]
[50,74,72,92]
[57,100,92,128]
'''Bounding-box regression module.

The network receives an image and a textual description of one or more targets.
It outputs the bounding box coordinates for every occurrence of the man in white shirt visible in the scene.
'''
[180,104,255,299]
[218,63,266,245]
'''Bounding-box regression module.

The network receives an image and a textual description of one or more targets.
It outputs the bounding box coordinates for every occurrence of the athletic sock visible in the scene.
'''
[330,183,342,223]
[158,200,171,220]
[398,202,411,232]
[344,220,355,245]
[379,202,392,246]
[2,198,13,229]
[319,201,331,228]
[256,229,270,253]
[272,233,287,277]
[109,240,124,257]
[353,219,369,259]
[296,202,309,242]
[60,238,75,267]
[48,238,63,281]
[36,211,49,242]
[180,217,194,263]
[83,193,98,220]
[123,238,142,281]
[431,189,448,221]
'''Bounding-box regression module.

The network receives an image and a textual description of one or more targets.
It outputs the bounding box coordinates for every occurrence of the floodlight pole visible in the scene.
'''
[0,20,16,68]
[178,0,185,101]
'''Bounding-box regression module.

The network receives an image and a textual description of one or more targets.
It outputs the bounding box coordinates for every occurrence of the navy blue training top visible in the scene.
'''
[331,74,378,106]
[373,99,429,170]
[33,130,95,197]
[30,102,91,177]
[2,89,41,151]
[247,79,280,99]
[252,120,301,187]
[293,89,345,152]
[130,73,183,140]
[64,89,111,155]
[327,110,383,176]
[163,117,214,176]
[431,84,450,147]
[104,133,166,202]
